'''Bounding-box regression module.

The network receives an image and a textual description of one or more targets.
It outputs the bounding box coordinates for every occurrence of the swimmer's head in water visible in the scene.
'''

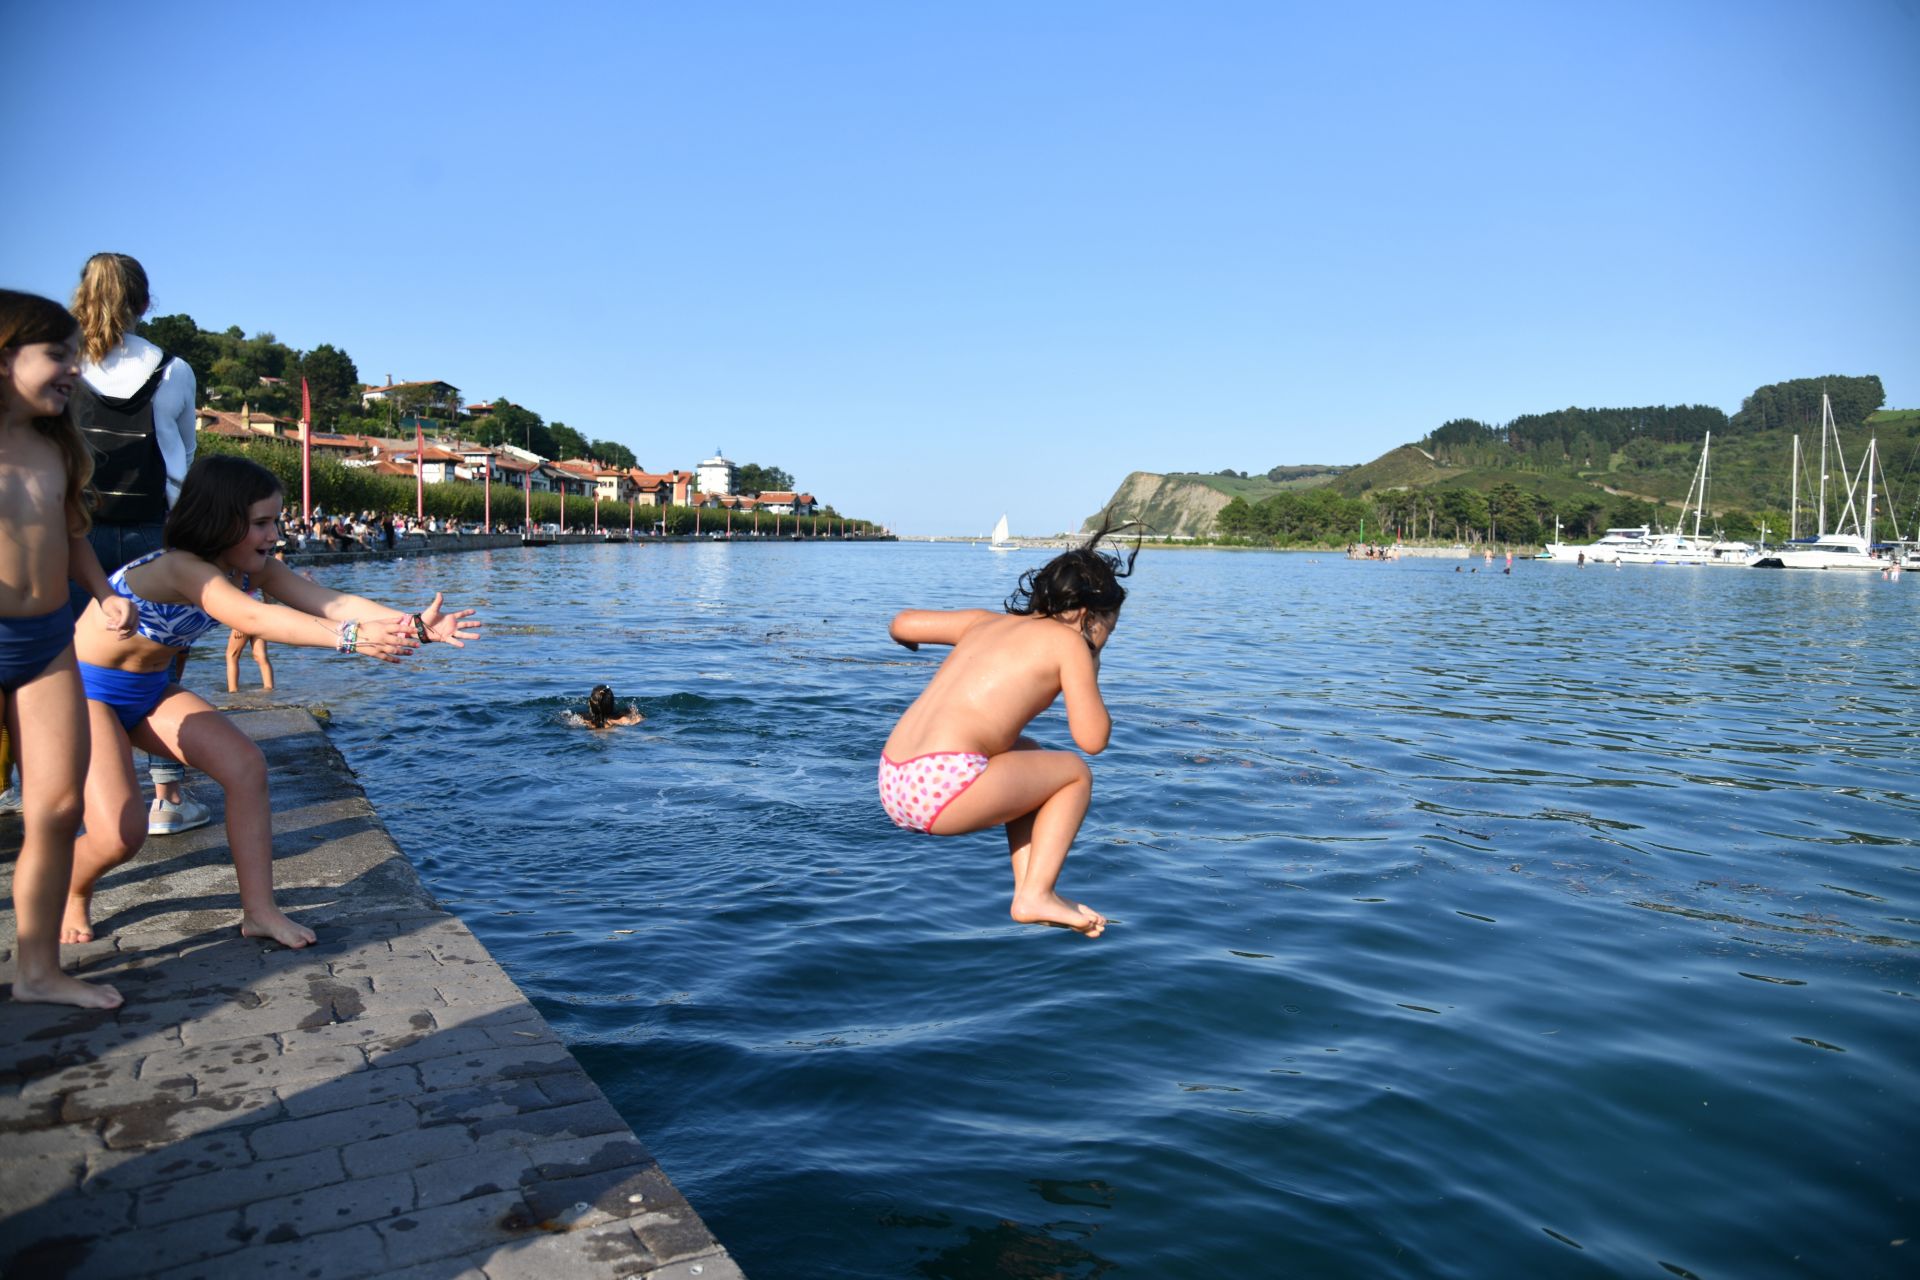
[587,685,617,729]
[1006,510,1139,643]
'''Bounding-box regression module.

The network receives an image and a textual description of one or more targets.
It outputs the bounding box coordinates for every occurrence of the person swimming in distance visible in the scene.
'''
[574,684,643,729]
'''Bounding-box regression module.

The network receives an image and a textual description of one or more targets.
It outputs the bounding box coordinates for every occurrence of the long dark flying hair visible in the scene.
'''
[165,455,283,560]
[587,685,617,729]
[1006,510,1139,640]
[0,289,96,532]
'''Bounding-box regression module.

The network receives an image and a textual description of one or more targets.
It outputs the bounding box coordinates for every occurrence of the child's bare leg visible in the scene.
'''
[8,658,123,1008]
[63,701,146,945]
[254,639,274,691]
[932,743,1106,936]
[141,690,314,948]
[224,629,245,693]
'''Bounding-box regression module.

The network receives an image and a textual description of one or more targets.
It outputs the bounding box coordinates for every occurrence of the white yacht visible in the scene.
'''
[1543,526,1652,563]
[1751,533,1884,571]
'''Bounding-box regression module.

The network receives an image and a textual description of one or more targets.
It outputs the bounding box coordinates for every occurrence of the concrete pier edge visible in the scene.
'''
[0,703,744,1280]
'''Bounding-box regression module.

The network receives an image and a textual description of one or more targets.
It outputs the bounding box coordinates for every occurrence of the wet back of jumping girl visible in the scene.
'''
[64,454,482,950]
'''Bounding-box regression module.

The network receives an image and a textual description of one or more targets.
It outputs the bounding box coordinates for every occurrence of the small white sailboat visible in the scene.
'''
[988,513,1015,551]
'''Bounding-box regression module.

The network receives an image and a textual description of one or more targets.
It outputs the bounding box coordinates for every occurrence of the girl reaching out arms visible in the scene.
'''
[0,291,137,1007]
[880,520,1136,937]
[63,454,481,951]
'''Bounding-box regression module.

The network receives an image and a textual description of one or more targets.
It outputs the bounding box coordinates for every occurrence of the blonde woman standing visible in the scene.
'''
[68,253,208,837]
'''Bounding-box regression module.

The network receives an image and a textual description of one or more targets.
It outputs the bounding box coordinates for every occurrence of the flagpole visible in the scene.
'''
[414,422,425,519]
[299,378,313,523]
[523,469,531,535]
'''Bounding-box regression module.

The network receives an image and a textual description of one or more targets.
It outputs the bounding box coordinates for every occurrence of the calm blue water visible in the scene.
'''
[262,543,1917,1279]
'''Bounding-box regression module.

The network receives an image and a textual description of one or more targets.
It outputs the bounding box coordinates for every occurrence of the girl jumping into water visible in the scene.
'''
[63,454,482,950]
[880,519,1136,937]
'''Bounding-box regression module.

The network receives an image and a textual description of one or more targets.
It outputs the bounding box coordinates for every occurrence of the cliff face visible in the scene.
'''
[1081,472,1232,538]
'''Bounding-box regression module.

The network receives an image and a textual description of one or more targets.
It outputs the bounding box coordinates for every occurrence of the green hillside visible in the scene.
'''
[1091,375,1920,546]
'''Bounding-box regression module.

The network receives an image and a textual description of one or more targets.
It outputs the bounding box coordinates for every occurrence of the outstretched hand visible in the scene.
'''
[420,593,481,647]
[353,616,419,663]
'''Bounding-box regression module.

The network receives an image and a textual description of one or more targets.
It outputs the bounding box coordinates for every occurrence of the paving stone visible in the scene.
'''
[382,1250,492,1280]
[644,1254,748,1280]
[102,1090,283,1150]
[249,1097,420,1161]
[146,1222,386,1280]
[85,1126,255,1192]
[469,1098,630,1151]
[410,1146,536,1212]
[534,1070,610,1109]
[278,1008,439,1059]
[413,1077,554,1129]
[484,1019,560,1049]
[136,1033,365,1096]
[51,1060,201,1120]
[416,1043,576,1091]
[469,1221,660,1280]
[340,1123,478,1179]
[134,1148,345,1226]
[81,1204,250,1277]
[0,1150,88,1207]
[241,1169,415,1237]
[367,1022,499,1068]
[275,1062,425,1118]
[0,1189,135,1273]
[374,1188,533,1269]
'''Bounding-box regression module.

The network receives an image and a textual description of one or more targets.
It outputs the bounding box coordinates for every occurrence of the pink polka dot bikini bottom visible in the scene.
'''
[877,750,990,833]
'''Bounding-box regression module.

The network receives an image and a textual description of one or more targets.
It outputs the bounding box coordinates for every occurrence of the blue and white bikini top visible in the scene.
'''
[109,549,250,650]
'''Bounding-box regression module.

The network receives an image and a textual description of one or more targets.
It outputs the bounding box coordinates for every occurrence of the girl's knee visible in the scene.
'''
[221,741,268,790]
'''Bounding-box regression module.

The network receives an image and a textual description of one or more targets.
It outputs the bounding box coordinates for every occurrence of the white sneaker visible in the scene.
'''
[149,792,213,835]
[0,785,20,814]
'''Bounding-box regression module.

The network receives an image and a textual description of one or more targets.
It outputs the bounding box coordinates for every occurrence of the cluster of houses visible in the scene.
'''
[199,378,822,515]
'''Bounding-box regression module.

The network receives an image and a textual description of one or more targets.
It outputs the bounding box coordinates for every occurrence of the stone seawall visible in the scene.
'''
[0,704,742,1279]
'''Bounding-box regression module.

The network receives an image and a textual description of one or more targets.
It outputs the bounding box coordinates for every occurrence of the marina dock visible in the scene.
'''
[0,704,741,1279]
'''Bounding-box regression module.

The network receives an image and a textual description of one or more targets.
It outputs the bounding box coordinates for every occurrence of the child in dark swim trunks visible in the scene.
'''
[63,454,482,952]
[0,290,137,1008]
[880,517,1136,938]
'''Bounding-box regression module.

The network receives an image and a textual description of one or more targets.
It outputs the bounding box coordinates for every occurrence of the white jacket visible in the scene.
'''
[81,333,198,508]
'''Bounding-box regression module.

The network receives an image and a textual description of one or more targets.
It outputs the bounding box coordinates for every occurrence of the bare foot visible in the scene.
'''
[12,972,124,1009]
[60,894,95,944]
[1011,891,1107,937]
[241,910,317,949]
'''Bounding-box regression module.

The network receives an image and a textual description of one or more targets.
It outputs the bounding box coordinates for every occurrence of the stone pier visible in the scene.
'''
[0,705,742,1280]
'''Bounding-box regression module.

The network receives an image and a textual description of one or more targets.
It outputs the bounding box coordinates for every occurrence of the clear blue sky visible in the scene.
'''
[6,1,1915,535]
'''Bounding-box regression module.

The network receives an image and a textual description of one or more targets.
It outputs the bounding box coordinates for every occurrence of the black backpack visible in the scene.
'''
[70,350,175,525]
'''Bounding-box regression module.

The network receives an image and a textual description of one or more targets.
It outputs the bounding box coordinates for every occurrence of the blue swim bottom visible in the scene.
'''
[78,661,173,731]
[0,603,74,693]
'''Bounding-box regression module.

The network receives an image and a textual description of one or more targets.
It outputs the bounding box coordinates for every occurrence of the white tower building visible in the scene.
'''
[697,450,736,497]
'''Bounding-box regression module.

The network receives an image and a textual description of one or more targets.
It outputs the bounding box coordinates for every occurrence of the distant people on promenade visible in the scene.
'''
[1,289,134,1007]
[63,455,482,953]
[878,516,1137,938]
[68,253,208,838]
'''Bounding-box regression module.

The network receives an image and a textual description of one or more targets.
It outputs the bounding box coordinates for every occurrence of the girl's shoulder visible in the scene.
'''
[120,547,212,596]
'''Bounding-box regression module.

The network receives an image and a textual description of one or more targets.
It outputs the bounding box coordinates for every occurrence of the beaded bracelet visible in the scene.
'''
[407,613,430,644]
[336,619,360,654]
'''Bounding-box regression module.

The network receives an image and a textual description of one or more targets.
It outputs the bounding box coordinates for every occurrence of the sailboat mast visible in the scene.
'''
[1866,438,1876,550]
[1789,435,1801,542]
[1694,433,1709,539]
[1818,394,1832,536]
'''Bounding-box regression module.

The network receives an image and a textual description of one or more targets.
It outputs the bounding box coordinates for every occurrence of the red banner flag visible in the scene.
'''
[300,378,313,522]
